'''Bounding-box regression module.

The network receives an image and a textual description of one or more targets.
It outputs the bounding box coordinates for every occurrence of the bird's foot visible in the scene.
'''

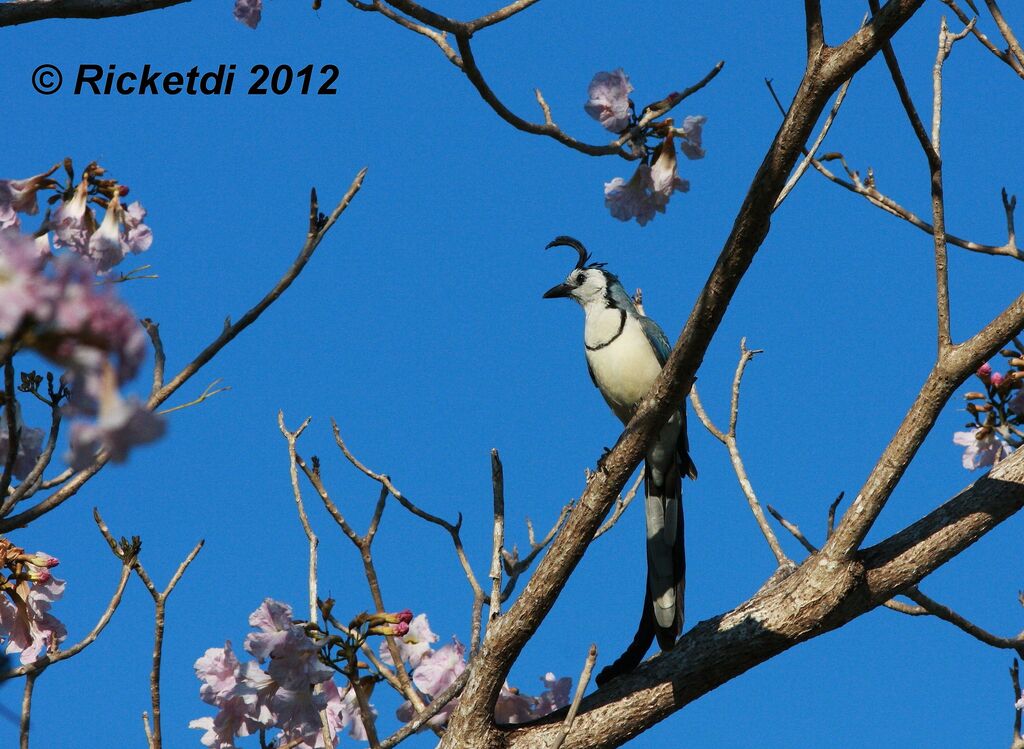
[596,446,613,473]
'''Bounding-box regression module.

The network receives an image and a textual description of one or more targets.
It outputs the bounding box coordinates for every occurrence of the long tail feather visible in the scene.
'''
[595,587,656,686]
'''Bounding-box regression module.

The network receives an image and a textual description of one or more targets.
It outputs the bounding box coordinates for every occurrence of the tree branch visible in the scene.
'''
[0,0,190,27]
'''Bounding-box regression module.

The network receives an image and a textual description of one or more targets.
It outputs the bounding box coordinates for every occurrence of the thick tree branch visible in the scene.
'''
[499,448,1024,749]
[0,0,190,27]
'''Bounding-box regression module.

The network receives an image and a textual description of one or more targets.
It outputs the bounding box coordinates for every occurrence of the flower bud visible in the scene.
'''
[964,392,986,400]
[368,621,410,637]
[26,552,59,568]
[395,609,414,624]
[991,372,1005,388]
[977,363,992,381]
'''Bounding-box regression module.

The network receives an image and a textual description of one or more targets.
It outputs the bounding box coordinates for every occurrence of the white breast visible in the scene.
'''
[584,309,663,424]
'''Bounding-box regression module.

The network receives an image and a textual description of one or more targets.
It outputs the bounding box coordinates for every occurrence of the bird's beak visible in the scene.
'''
[542,283,572,299]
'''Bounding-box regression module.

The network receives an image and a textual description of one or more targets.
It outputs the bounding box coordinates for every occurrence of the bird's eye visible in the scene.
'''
[574,273,586,285]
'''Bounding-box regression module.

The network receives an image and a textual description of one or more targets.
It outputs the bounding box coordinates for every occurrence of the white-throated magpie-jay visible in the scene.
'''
[543,235,696,685]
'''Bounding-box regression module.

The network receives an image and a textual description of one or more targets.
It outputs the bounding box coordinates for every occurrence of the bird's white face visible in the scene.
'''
[543,267,608,306]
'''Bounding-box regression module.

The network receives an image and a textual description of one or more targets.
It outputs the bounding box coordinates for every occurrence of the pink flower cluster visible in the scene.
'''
[385,614,572,728]
[0,543,66,665]
[191,599,373,749]
[233,0,262,28]
[0,162,164,474]
[584,70,707,226]
[953,358,1024,470]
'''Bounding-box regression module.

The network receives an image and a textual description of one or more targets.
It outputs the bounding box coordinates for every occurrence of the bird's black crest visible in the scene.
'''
[545,235,606,270]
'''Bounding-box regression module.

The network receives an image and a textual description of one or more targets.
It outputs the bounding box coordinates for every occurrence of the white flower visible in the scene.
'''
[584,69,633,132]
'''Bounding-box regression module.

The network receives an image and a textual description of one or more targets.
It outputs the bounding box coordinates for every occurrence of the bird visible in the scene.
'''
[542,235,696,686]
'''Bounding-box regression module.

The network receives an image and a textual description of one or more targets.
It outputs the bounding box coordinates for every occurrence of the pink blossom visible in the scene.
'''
[66,366,165,469]
[678,115,707,160]
[534,672,572,715]
[412,638,466,696]
[379,612,438,669]
[0,229,49,336]
[494,682,535,725]
[51,180,93,256]
[0,575,67,664]
[604,165,658,226]
[84,195,153,272]
[245,598,297,659]
[991,372,1005,388]
[953,429,1013,470]
[234,0,262,28]
[0,167,58,229]
[584,69,633,132]
[324,678,377,743]
[649,132,690,209]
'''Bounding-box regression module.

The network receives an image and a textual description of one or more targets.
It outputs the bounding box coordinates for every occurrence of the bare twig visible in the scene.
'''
[984,0,1024,71]
[500,504,571,602]
[903,586,1024,651]
[346,0,461,66]
[489,449,505,621]
[592,474,643,539]
[940,0,1024,77]
[94,508,203,749]
[19,671,37,749]
[929,17,977,353]
[278,413,333,749]
[142,319,165,396]
[294,429,427,715]
[690,341,788,565]
[1,403,62,516]
[548,644,597,749]
[378,669,471,749]
[157,379,229,415]
[774,76,851,209]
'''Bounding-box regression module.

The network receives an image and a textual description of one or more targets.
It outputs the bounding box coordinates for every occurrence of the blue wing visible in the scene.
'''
[638,315,672,366]
[638,313,697,480]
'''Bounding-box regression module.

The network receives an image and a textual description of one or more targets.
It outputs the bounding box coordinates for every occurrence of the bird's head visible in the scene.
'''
[542,235,614,306]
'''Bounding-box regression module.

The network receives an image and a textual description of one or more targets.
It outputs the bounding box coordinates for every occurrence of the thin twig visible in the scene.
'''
[593,473,644,539]
[142,319,165,396]
[94,508,203,749]
[295,430,427,714]
[940,0,1024,77]
[19,671,36,749]
[278,413,333,749]
[930,17,976,353]
[489,449,505,621]
[775,77,852,209]
[548,644,597,749]
[157,379,230,415]
[984,0,1024,71]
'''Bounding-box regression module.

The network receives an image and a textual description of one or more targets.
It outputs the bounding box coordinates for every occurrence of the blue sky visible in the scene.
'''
[2,1,1024,746]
